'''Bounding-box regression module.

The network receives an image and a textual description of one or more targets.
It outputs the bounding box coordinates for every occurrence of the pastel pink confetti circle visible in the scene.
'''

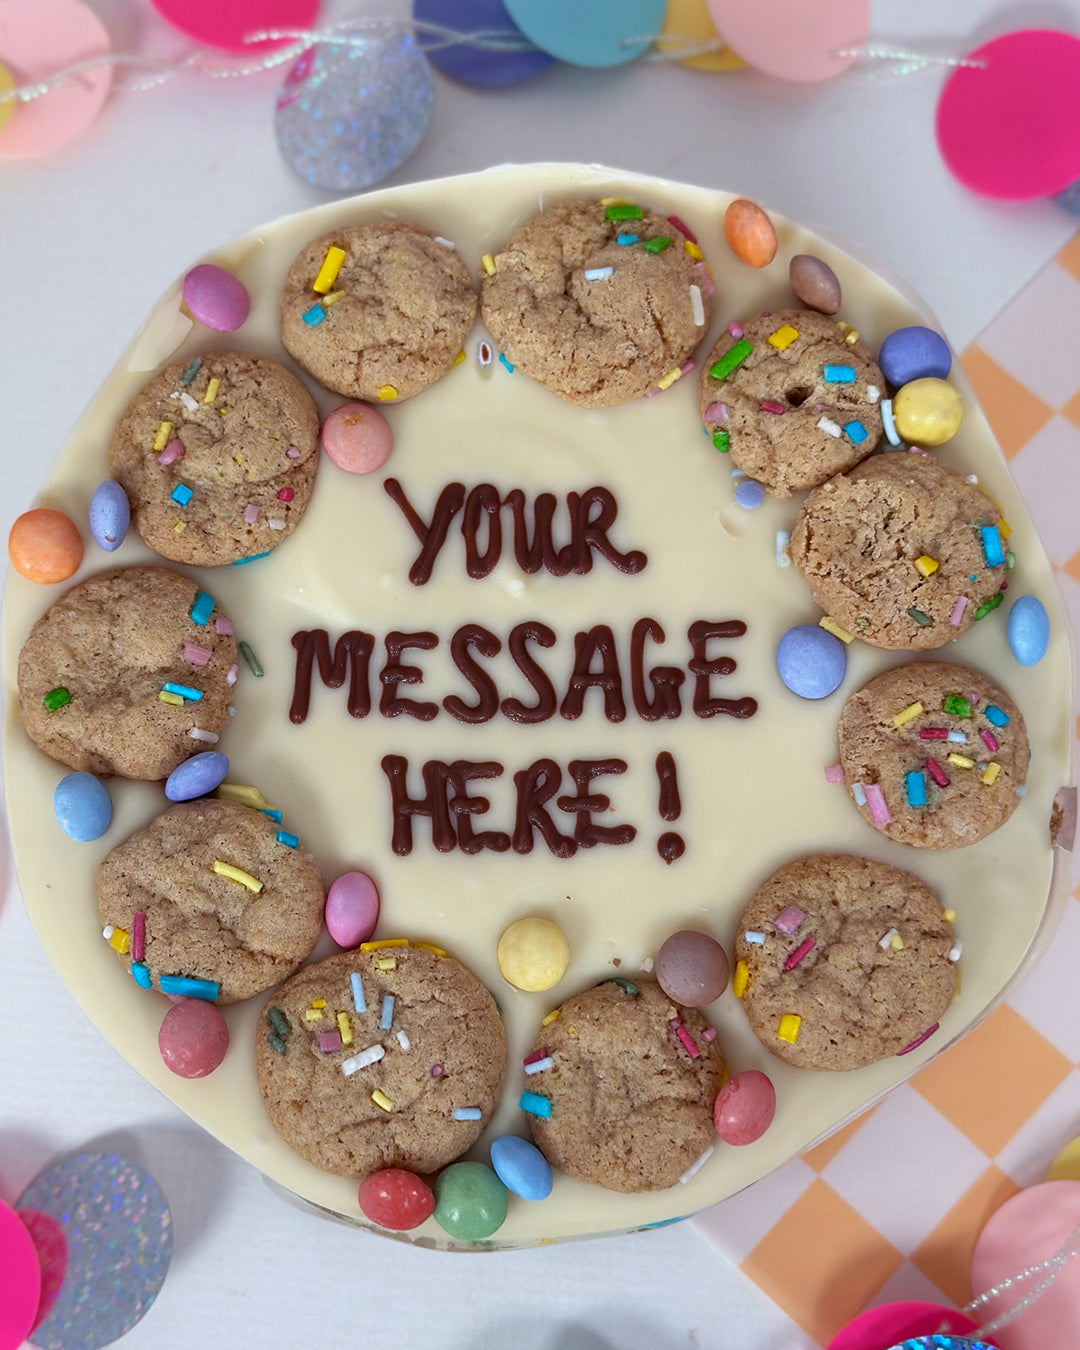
[936,30,1080,200]
[0,0,113,160]
[705,0,868,82]
[826,1301,987,1350]
[148,0,322,54]
[970,1180,1080,1350]
[0,1196,41,1350]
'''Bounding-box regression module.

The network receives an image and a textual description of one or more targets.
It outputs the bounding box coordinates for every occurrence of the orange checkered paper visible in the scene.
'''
[696,232,1080,1348]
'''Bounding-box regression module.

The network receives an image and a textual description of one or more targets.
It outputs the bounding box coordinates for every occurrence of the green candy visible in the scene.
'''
[433,1162,508,1241]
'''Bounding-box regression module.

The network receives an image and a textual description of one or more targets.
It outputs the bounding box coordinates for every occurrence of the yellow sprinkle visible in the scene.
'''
[376,958,397,971]
[311,998,326,1009]
[481,253,496,276]
[943,908,956,923]
[371,1089,394,1113]
[158,690,185,706]
[701,259,714,281]
[304,1008,322,1022]
[732,959,749,999]
[844,329,860,347]
[376,385,398,402]
[109,927,131,954]
[683,240,703,261]
[768,324,800,351]
[153,421,173,451]
[890,934,905,950]
[819,616,855,644]
[173,521,186,534]
[600,197,631,206]
[322,290,346,306]
[360,938,409,951]
[892,701,924,728]
[981,762,1001,785]
[211,860,264,893]
[337,1012,353,1046]
[914,555,939,577]
[657,366,682,390]
[232,453,244,467]
[541,1008,561,1027]
[412,942,447,957]
[998,518,1012,540]
[203,377,221,405]
[452,349,466,367]
[215,783,274,809]
[947,753,975,770]
[777,1013,801,1044]
[312,245,346,294]
[953,966,963,1002]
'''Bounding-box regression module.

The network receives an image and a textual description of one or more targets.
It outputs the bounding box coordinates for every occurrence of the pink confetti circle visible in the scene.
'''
[0,0,113,160]
[149,0,322,54]
[826,1301,988,1350]
[17,1209,67,1333]
[936,30,1080,200]
[705,0,868,82]
[0,1196,41,1350]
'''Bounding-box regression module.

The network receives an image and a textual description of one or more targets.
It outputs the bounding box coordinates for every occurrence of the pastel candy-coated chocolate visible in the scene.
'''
[182,263,250,332]
[713,1070,776,1145]
[433,1161,508,1240]
[496,916,570,991]
[878,325,952,388]
[775,624,846,699]
[892,377,963,447]
[734,479,765,510]
[325,871,380,947]
[656,930,729,1006]
[164,751,229,801]
[490,1134,554,1201]
[1007,594,1049,667]
[53,771,111,842]
[321,402,394,474]
[723,198,777,267]
[88,479,130,552]
[789,254,841,314]
[158,999,230,1078]
[357,1168,435,1230]
[9,507,83,584]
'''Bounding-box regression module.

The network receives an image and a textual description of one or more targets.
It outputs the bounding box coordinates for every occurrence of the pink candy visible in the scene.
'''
[714,1070,776,1146]
[322,402,393,475]
[182,263,250,333]
[158,1000,229,1078]
[325,871,380,948]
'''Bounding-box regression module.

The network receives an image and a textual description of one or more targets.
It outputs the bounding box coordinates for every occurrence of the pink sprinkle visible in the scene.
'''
[156,441,185,466]
[909,445,930,455]
[318,1031,343,1054]
[668,213,697,244]
[243,503,259,525]
[728,323,743,338]
[896,1023,939,1056]
[926,758,950,788]
[949,595,969,627]
[694,260,715,297]
[773,905,805,935]
[226,663,238,686]
[864,783,892,827]
[643,386,662,400]
[672,1022,700,1059]
[431,1063,444,1078]
[286,446,301,459]
[968,693,980,708]
[680,359,696,376]
[704,401,729,424]
[919,727,949,740]
[214,616,233,636]
[980,729,999,752]
[278,487,295,503]
[824,763,844,783]
[523,1048,549,1066]
[1000,580,1008,592]
[759,399,785,415]
[132,911,146,963]
[702,1027,716,1043]
[784,937,816,971]
[182,642,213,667]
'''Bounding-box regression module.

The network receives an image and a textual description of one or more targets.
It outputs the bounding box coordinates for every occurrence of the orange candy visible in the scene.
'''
[723,198,778,267]
[9,508,83,583]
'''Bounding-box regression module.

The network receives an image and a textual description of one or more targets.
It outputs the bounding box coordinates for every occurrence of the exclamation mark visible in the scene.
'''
[656,751,685,864]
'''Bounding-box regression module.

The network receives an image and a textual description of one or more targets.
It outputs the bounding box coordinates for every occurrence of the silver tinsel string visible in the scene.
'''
[964,1217,1080,1335]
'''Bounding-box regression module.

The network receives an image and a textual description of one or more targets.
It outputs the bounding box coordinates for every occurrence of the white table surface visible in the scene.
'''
[2,2,1078,1346]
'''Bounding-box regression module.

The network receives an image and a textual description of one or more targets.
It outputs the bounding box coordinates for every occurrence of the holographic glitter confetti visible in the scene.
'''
[16,1152,172,1350]
[275,21,435,191]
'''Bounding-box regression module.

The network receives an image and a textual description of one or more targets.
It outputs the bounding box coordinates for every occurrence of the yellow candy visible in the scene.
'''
[892,378,963,447]
[497,917,570,992]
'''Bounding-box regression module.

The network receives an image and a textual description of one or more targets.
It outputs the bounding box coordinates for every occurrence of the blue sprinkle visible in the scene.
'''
[775,530,791,568]
[734,479,766,510]
[260,808,283,823]
[170,484,193,507]
[980,525,1005,568]
[730,466,747,479]
[350,972,366,1014]
[159,974,220,1001]
[162,682,203,701]
[498,352,515,373]
[452,1107,482,1121]
[520,1090,552,1119]
[823,364,856,383]
[984,704,1010,727]
[584,266,613,280]
[947,730,967,744]
[178,357,203,386]
[852,783,867,807]
[843,420,868,445]
[743,931,766,944]
[905,771,927,807]
[276,830,299,849]
[380,994,395,1030]
[302,303,325,327]
[881,399,901,446]
[131,962,152,989]
[189,591,215,625]
[232,551,272,565]
[616,233,638,245]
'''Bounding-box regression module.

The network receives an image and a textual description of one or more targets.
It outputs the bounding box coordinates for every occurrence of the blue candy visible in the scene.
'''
[490,1134,553,1201]
[775,625,847,700]
[1007,594,1050,667]
[87,480,130,553]
[164,751,229,802]
[879,326,952,388]
[54,771,112,842]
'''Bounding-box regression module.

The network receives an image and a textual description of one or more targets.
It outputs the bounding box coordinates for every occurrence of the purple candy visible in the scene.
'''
[182,264,250,333]
[325,871,380,947]
[878,326,951,388]
[164,751,229,802]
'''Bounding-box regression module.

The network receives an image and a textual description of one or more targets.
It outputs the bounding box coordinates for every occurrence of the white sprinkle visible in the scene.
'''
[866,384,880,403]
[180,391,199,412]
[816,416,842,438]
[226,663,238,687]
[881,398,901,445]
[852,783,868,807]
[396,1029,411,1051]
[640,957,654,973]
[879,927,899,951]
[948,941,962,962]
[478,340,493,367]
[228,706,236,717]
[679,1145,714,1185]
[1015,785,1028,797]
[102,926,114,940]
[730,467,747,479]
[434,236,455,248]
[189,728,219,743]
[584,266,613,281]
[966,474,979,485]
[452,1107,482,1121]
[743,931,766,945]
[947,730,967,744]
[267,518,286,530]
[689,283,705,326]
[341,1044,385,1076]
[775,529,791,568]
[524,1056,554,1075]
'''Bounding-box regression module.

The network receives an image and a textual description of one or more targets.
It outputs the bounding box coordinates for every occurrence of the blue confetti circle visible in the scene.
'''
[504,0,665,67]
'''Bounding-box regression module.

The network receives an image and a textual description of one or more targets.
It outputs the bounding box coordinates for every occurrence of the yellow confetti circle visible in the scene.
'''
[0,61,15,134]
[1047,1134,1080,1183]
[657,0,747,72]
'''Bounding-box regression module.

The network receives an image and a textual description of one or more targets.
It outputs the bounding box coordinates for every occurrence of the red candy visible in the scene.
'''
[713,1070,776,1145]
[158,1000,230,1078]
[358,1168,435,1230]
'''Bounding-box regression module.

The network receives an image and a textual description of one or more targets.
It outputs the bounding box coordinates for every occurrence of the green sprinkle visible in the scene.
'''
[856,618,869,629]
[267,1032,287,1055]
[268,1006,291,1038]
[973,592,1004,621]
[1006,551,1016,571]
[712,429,730,453]
[599,977,639,995]
[605,204,643,221]
[239,640,263,677]
[43,687,71,712]
[906,607,931,627]
[709,337,754,383]
[943,695,972,717]
[178,357,203,387]
[641,236,671,254]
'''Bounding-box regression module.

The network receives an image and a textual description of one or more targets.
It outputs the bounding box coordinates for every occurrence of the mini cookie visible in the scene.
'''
[525,980,725,1192]
[18,565,236,780]
[109,352,319,566]
[255,946,505,1179]
[280,223,477,403]
[97,799,324,1004]
[480,199,710,407]
[700,309,882,496]
[734,854,954,1070]
[791,454,1009,649]
[837,661,1028,848]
